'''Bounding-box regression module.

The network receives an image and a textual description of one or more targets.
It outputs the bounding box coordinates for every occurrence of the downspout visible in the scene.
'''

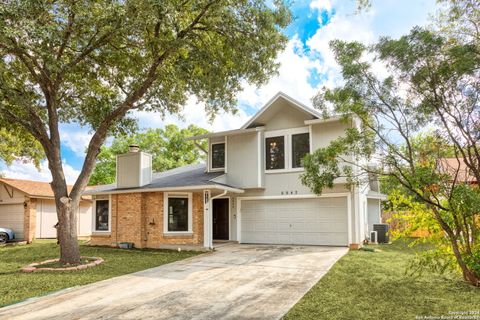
[207,190,228,250]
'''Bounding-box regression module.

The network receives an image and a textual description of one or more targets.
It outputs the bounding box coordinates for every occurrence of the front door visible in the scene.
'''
[212,198,229,240]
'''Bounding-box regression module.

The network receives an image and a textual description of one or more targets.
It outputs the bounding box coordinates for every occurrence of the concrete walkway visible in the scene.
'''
[0,244,348,320]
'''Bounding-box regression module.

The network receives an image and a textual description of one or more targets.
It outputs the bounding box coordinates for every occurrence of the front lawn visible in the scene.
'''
[0,240,200,307]
[285,240,479,320]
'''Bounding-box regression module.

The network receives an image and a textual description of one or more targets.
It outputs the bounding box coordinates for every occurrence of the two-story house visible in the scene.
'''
[86,92,385,249]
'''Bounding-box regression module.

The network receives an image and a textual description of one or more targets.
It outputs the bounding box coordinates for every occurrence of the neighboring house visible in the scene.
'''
[438,157,478,186]
[86,92,385,249]
[0,178,93,242]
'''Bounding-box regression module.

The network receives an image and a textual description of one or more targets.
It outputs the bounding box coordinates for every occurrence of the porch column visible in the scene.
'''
[203,190,212,249]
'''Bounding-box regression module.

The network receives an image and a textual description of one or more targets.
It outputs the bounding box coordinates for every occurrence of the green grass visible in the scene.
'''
[0,240,200,307]
[285,240,480,320]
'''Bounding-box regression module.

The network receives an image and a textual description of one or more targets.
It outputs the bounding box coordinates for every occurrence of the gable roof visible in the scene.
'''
[85,164,244,195]
[188,92,324,141]
[0,178,71,199]
[240,91,322,129]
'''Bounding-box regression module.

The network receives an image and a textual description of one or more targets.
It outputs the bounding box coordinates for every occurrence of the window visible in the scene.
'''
[211,143,225,169]
[164,193,192,233]
[292,133,310,168]
[265,128,311,172]
[265,136,285,170]
[95,199,110,231]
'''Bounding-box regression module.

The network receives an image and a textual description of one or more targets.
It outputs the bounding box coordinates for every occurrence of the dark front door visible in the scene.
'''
[212,198,229,240]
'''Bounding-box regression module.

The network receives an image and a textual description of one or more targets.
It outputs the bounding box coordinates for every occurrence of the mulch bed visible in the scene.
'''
[21,256,104,272]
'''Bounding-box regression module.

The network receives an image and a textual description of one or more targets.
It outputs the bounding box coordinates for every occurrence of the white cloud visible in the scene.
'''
[1,160,80,185]
[310,0,333,12]
[237,36,322,111]
[134,96,251,132]
[60,124,92,157]
[307,7,376,89]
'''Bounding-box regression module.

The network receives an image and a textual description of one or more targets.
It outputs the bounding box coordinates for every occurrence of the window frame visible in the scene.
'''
[209,140,227,172]
[291,132,310,169]
[265,127,310,173]
[265,135,286,171]
[163,192,193,235]
[92,195,111,233]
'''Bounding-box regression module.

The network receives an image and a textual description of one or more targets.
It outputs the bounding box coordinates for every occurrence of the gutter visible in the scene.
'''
[84,184,244,196]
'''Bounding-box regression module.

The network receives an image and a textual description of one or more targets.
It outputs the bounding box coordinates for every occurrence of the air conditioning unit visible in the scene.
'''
[373,223,390,243]
[370,231,378,244]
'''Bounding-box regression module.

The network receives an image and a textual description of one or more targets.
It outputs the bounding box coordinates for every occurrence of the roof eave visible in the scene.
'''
[84,184,244,195]
[187,126,265,141]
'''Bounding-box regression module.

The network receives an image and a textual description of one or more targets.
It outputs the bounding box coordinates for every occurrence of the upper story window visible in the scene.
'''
[266,136,285,170]
[265,127,310,172]
[211,142,225,170]
[292,133,310,168]
[94,197,110,232]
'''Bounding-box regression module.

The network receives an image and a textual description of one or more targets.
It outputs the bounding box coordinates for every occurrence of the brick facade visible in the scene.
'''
[23,197,36,243]
[90,191,204,249]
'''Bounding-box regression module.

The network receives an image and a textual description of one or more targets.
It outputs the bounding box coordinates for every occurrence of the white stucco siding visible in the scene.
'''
[367,198,381,234]
[117,153,141,188]
[264,101,310,131]
[226,133,259,188]
[311,121,349,150]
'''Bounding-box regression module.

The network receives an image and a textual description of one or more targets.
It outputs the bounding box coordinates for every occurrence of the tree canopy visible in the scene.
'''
[301,1,480,286]
[0,0,291,263]
[89,124,208,185]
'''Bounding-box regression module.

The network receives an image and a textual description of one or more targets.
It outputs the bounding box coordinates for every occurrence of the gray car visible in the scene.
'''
[0,227,15,243]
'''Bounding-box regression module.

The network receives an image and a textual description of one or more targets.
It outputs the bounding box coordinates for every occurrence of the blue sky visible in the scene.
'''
[1,0,437,183]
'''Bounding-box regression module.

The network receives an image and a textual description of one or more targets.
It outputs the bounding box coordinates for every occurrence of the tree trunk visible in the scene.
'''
[449,235,480,286]
[56,196,81,264]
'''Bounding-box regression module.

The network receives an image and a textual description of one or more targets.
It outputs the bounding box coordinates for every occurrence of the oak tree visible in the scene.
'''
[0,0,290,263]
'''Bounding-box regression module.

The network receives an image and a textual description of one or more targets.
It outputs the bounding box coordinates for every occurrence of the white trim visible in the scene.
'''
[236,193,352,245]
[209,141,226,172]
[208,190,227,249]
[163,192,193,234]
[265,168,304,174]
[203,190,211,248]
[354,186,360,244]
[225,136,228,174]
[92,194,111,233]
[86,184,244,195]
[241,92,322,129]
[347,192,352,244]
[237,196,242,243]
[212,196,231,241]
[304,116,344,125]
[187,126,265,141]
[237,193,350,201]
[257,131,263,187]
[308,124,313,154]
[265,127,310,173]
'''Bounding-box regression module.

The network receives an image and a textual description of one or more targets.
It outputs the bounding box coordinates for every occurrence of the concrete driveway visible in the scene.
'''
[0,244,348,320]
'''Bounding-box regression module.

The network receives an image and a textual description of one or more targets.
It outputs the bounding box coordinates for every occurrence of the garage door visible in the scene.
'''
[240,197,348,246]
[36,200,58,238]
[0,204,24,240]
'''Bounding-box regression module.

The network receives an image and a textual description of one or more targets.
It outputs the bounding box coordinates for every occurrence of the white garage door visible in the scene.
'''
[36,200,58,238]
[240,197,348,246]
[0,204,24,240]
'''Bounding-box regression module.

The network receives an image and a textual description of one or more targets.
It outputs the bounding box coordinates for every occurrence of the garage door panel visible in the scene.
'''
[0,204,24,240]
[241,197,348,246]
